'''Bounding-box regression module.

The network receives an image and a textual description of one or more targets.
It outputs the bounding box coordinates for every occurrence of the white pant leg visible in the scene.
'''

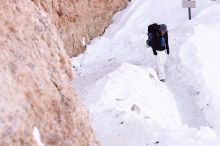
[155,50,166,80]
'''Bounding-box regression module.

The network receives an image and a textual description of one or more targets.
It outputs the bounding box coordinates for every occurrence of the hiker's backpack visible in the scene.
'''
[146,23,160,47]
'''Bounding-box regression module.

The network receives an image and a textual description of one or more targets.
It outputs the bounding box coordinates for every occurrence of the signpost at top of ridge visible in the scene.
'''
[182,0,196,20]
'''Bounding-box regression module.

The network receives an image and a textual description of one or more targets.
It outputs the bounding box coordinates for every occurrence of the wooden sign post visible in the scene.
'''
[182,0,196,20]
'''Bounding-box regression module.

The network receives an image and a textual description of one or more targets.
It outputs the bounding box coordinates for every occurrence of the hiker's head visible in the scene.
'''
[159,24,167,35]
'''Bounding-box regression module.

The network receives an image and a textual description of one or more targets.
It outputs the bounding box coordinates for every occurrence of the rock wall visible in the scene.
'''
[0,0,100,146]
[33,0,129,56]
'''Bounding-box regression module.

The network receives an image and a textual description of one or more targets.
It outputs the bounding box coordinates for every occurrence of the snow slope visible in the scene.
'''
[179,6,220,134]
[71,0,220,145]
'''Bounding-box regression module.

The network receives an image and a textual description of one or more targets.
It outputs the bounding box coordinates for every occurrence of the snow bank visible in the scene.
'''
[83,63,218,146]
[87,63,181,128]
[85,63,180,145]
[179,4,220,134]
[180,23,220,134]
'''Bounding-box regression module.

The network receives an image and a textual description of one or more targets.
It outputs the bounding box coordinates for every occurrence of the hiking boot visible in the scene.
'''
[160,79,166,82]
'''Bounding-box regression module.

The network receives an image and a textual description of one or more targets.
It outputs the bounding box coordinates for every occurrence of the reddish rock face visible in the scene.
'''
[0,0,105,145]
[33,0,129,56]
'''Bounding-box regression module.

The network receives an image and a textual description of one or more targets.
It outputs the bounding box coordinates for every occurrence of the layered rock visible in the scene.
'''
[33,0,129,56]
[0,0,99,146]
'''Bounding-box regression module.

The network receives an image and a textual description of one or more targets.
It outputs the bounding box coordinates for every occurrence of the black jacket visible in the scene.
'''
[152,31,169,55]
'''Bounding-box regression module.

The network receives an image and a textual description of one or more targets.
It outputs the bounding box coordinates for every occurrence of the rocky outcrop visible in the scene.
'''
[0,0,99,146]
[33,0,129,56]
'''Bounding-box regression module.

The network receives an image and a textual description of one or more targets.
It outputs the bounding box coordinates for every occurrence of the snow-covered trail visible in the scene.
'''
[166,25,207,127]
[72,0,209,128]
[71,0,220,145]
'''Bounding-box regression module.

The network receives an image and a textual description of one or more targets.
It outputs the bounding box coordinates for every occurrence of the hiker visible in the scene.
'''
[147,24,169,82]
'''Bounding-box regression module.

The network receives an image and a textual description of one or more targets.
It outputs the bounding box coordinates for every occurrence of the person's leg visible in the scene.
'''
[156,50,166,80]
